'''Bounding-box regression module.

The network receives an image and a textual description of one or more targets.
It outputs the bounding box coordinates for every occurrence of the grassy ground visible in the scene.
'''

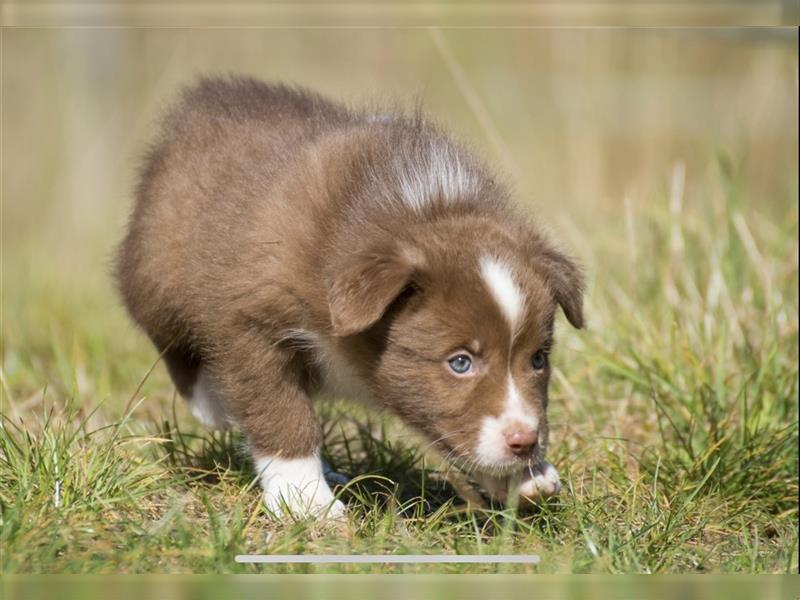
[2,152,797,574]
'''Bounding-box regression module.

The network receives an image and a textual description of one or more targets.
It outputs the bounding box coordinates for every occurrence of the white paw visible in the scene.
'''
[519,462,562,499]
[256,455,346,520]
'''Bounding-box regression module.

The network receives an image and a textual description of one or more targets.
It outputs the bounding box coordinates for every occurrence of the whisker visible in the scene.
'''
[420,430,466,454]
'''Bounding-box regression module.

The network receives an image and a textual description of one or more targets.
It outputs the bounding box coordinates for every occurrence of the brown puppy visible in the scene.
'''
[116,76,584,518]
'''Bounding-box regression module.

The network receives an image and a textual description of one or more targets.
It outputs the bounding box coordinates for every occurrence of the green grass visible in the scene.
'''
[1,156,797,574]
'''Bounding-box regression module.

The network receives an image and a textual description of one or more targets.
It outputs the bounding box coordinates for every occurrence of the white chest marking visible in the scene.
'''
[312,337,374,405]
[276,329,373,405]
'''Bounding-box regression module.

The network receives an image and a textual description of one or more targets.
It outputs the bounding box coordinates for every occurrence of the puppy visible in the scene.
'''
[116,76,584,518]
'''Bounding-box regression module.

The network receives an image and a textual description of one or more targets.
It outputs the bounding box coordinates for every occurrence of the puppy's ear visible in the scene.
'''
[327,244,418,336]
[539,247,585,329]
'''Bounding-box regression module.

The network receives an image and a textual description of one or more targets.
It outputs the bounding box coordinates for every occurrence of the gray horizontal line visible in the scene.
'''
[235,554,540,564]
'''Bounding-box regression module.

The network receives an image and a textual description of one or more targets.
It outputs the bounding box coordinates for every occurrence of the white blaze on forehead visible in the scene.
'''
[479,256,524,331]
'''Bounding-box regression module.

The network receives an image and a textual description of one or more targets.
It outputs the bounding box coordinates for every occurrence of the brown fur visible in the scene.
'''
[116,75,584,499]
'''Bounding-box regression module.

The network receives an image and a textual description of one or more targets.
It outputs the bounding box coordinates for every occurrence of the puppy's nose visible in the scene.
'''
[505,428,538,456]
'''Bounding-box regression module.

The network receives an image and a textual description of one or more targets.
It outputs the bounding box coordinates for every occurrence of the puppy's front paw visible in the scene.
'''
[263,488,346,519]
[519,462,562,499]
[256,455,346,520]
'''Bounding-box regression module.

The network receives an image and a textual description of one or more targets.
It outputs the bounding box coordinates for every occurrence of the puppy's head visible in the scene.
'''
[327,217,584,476]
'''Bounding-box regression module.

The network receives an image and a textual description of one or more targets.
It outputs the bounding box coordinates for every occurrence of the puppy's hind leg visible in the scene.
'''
[164,347,231,430]
[188,367,232,430]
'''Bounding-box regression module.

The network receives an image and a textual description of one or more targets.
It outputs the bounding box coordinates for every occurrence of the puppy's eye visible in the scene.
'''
[448,354,473,375]
[531,350,548,371]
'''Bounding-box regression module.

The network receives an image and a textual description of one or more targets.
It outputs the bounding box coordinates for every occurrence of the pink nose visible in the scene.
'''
[505,428,538,456]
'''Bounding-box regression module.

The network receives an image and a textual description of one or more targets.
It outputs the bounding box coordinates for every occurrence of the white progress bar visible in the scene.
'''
[235,554,540,564]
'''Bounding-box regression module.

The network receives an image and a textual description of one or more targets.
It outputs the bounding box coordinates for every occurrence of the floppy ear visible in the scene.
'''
[538,248,585,329]
[327,246,416,336]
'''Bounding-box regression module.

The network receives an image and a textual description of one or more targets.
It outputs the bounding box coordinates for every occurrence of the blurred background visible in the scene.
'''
[4,29,797,378]
[5,29,797,255]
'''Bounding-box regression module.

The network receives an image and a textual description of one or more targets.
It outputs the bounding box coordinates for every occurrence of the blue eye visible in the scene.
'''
[531,350,548,370]
[448,354,473,374]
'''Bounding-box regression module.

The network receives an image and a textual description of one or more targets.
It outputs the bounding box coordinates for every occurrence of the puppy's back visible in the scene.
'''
[117,78,354,338]
[162,77,354,145]
[139,78,356,207]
